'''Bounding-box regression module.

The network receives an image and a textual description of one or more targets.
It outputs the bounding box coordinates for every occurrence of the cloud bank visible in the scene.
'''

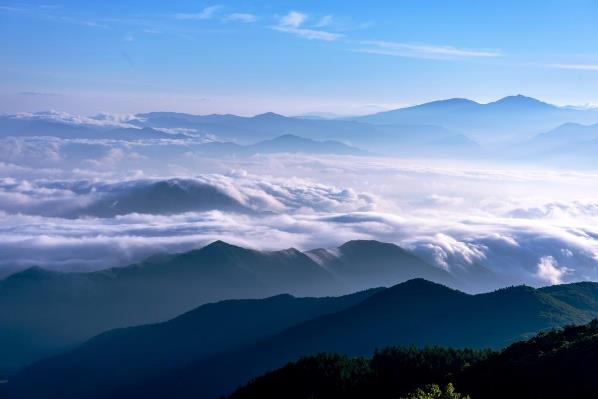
[1,129,598,289]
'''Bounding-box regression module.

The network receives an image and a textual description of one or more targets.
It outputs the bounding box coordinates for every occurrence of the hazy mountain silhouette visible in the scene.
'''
[133,111,473,154]
[0,240,453,372]
[193,135,367,156]
[4,289,380,399]
[306,240,456,291]
[75,179,252,217]
[11,279,597,399]
[249,134,366,155]
[356,95,598,142]
[527,122,598,150]
[0,115,184,140]
[506,121,598,167]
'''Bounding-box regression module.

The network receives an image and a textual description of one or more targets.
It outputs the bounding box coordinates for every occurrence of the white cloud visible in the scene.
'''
[536,256,573,284]
[274,11,343,41]
[3,131,598,289]
[280,11,307,28]
[549,63,598,72]
[273,26,342,41]
[225,13,257,23]
[355,41,502,60]
[314,15,333,28]
[8,110,138,129]
[175,5,222,20]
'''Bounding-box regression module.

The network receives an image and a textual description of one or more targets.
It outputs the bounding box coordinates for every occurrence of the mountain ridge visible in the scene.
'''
[10,278,598,399]
[0,239,455,372]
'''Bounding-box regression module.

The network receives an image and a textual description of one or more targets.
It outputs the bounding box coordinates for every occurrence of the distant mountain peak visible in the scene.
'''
[487,95,554,109]
[394,277,447,288]
[252,112,286,120]
[201,240,246,252]
[410,98,480,109]
[270,134,309,141]
[275,247,303,256]
[339,239,403,252]
[5,265,56,282]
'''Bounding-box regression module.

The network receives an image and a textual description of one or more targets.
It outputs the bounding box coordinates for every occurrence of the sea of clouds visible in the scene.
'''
[1,129,598,290]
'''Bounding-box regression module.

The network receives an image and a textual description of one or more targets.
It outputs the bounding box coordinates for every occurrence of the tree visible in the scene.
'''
[401,383,470,399]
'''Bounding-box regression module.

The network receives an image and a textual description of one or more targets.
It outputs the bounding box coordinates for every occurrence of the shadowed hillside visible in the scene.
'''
[7,279,598,399]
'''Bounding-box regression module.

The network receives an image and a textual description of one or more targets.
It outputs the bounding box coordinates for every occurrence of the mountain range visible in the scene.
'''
[5,279,598,399]
[5,96,598,161]
[356,95,598,143]
[0,240,455,372]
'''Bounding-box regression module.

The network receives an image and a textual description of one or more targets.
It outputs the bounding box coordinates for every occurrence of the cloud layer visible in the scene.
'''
[2,128,598,289]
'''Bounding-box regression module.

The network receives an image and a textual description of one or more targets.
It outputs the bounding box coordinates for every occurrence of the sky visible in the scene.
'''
[2,0,598,115]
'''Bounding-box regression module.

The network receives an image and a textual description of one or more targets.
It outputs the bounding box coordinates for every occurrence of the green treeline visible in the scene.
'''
[232,320,598,399]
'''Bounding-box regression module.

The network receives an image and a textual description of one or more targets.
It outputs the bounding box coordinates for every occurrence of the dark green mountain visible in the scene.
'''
[230,348,491,399]
[4,289,380,399]
[0,241,333,371]
[0,240,453,372]
[11,279,597,399]
[229,319,598,399]
[456,319,598,398]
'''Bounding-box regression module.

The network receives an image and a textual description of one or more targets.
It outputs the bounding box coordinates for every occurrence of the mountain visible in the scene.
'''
[133,111,474,155]
[356,95,598,143]
[0,241,333,371]
[75,178,252,218]
[0,115,183,140]
[4,289,380,399]
[15,279,597,399]
[228,319,598,399]
[0,110,479,157]
[484,94,555,111]
[306,240,456,291]
[455,319,598,398]
[0,240,453,372]
[526,122,598,150]
[5,96,598,155]
[229,349,489,399]
[191,135,367,156]
[248,135,366,155]
[506,122,598,167]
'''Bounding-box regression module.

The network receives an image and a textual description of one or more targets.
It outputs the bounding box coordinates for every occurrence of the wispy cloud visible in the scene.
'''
[549,63,598,72]
[225,13,257,23]
[273,11,343,42]
[0,5,109,29]
[355,41,502,60]
[59,17,109,29]
[174,5,222,20]
[314,15,333,28]
[0,5,26,12]
[280,11,307,28]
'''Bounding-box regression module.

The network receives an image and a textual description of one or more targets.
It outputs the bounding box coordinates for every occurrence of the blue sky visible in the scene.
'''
[2,0,598,115]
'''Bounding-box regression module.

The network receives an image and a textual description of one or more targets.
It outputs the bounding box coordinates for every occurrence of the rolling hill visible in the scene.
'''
[0,240,454,372]
[228,319,598,399]
[3,289,380,399]
[8,279,598,399]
